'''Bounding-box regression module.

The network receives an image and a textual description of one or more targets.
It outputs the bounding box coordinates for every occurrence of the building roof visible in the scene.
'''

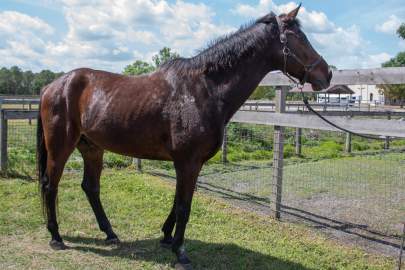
[289,84,355,94]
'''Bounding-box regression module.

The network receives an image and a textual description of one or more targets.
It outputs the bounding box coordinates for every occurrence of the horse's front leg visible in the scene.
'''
[161,196,177,248]
[170,158,202,268]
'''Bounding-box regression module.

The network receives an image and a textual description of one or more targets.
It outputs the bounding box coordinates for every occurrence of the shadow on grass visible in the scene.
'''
[63,235,311,270]
[0,170,34,181]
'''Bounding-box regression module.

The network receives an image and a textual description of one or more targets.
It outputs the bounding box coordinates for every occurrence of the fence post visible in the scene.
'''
[133,158,142,172]
[295,127,302,156]
[222,125,228,164]
[345,132,352,153]
[272,87,286,219]
[28,102,32,125]
[385,113,391,150]
[0,110,7,171]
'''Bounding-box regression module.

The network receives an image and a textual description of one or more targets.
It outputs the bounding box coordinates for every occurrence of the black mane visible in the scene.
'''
[160,13,301,75]
[160,17,275,75]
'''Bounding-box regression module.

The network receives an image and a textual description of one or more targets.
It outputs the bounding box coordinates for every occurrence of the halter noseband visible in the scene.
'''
[275,16,324,86]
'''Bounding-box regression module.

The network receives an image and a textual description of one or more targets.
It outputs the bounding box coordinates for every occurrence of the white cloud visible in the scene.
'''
[0,11,53,35]
[375,15,401,34]
[0,1,395,72]
[0,11,54,71]
[232,0,276,18]
[46,0,235,71]
[364,52,392,67]
[0,1,235,72]
[233,0,334,33]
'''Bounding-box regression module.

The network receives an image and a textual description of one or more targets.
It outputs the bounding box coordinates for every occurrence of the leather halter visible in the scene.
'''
[275,16,324,85]
[274,16,383,140]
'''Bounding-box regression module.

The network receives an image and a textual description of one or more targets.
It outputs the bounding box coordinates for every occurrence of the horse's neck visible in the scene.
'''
[215,55,275,123]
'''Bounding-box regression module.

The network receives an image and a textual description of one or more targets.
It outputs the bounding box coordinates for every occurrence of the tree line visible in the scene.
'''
[0,46,275,99]
[0,66,63,96]
[1,33,404,103]
[0,47,180,96]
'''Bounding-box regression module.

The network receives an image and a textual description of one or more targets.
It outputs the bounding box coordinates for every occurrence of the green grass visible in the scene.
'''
[0,169,398,269]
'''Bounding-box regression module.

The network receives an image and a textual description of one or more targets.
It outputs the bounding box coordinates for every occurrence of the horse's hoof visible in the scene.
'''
[105,237,121,245]
[160,238,173,249]
[49,240,67,250]
[175,263,193,270]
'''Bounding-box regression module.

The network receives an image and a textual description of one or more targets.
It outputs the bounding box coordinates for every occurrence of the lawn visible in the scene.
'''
[0,169,398,269]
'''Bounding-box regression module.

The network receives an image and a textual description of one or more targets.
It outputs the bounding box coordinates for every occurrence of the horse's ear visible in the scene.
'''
[286,3,301,20]
[257,11,277,24]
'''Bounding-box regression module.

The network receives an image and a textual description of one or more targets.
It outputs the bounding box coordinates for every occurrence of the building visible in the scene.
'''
[290,84,385,105]
[348,85,384,105]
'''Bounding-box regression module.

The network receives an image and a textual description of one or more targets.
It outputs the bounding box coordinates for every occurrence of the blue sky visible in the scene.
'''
[0,0,404,72]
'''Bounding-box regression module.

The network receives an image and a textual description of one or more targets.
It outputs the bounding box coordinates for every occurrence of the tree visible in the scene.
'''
[0,68,12,95]
[123,47,180,76]
[380,25,405,107]
[21,71,35,95]
[31,70,61,94]
[152,47,180,67]
[9,66,24,95]
[398,23,405,40]
[250,86,275,100]
[123,60,155,76]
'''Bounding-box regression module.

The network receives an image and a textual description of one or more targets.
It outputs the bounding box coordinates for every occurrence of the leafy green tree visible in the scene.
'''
[380,25,405,107]
[152,47,180,67]
[250,86,276,100]
[123,47,180,76]
[398,23,405,40]
[123,60,155,76]
[0,68,12,95]
[9,66,24,95]
[21,71,35,95]
[31,70,60,94]
[380,55,405,107]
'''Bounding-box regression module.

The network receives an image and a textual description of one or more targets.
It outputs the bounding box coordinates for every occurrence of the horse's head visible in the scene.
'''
[260,5,332,90]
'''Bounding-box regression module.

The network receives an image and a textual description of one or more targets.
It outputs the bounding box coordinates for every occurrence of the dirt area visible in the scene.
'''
[193,178,404,259]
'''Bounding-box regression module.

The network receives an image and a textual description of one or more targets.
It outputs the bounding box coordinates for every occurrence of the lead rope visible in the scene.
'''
[299,88,385,140]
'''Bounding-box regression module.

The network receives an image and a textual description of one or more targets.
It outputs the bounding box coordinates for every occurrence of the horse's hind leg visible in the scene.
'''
[42,126,78,250]
[77,137,119,244]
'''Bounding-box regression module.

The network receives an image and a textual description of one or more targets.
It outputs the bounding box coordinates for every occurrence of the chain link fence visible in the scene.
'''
[6,119,133,177]
[3,117,405,249]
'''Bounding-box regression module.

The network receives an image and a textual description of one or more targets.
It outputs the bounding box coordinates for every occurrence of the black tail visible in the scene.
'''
[37,102,48,217]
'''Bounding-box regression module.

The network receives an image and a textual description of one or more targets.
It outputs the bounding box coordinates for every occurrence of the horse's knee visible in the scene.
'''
[47,221,58,232]
[176,203,191,224]
[81,181,99,195]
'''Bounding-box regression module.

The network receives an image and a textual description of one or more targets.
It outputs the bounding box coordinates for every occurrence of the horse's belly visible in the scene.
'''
[83,124,173,161]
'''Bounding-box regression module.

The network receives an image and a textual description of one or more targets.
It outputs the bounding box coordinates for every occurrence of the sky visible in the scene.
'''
[0,0,404,73]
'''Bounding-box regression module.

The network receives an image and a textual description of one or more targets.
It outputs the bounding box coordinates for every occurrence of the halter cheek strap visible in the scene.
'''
[275,16,324,86]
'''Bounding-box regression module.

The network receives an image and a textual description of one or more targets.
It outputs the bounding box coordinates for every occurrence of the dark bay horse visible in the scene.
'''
[37,6,331,268]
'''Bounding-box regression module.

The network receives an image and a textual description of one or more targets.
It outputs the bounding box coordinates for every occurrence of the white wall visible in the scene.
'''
[348,85,385,104]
